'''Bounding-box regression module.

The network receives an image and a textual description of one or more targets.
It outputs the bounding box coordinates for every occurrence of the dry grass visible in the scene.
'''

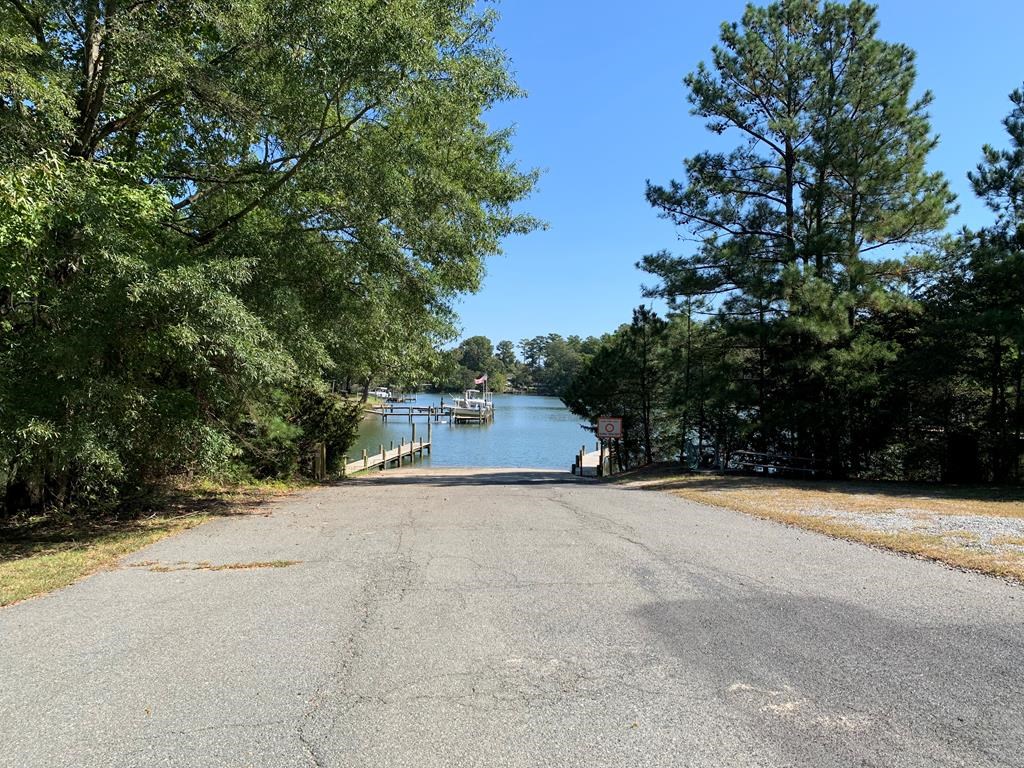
[626,471,1024,582]
[992,535,1024,547]
[0,480,297,607]
[130,559,300,572]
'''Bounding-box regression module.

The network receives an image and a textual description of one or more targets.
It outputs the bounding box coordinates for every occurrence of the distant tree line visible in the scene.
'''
[565,1,1023,483]
[0,1,536,515]
[430,334,601,395]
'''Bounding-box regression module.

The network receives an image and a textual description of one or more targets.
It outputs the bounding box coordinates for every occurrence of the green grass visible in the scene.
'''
[0,479,297,607]
[0,516,209,606]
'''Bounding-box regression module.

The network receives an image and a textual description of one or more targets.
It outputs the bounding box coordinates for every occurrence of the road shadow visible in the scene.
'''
[340,468,584,488]
[632,581,1023,763]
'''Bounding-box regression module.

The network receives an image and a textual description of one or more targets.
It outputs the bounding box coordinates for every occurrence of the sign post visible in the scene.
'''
[596,417,623,477]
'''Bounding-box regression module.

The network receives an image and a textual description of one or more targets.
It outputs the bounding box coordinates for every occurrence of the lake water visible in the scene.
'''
[353,393,590,469]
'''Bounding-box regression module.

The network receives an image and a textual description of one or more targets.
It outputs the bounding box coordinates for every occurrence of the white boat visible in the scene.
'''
[450,388,494,422]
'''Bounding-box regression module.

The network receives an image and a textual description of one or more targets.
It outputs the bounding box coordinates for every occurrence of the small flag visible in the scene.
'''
[474,373,488,385]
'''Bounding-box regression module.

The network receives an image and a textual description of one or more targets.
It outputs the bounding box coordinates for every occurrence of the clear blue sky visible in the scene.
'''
[454,0,1024,345]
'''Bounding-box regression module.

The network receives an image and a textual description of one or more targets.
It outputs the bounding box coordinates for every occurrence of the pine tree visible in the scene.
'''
[963,86,1024,481]
[642,0,953,474]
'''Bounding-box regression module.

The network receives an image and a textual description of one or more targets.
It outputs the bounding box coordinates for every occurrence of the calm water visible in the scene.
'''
[353,393,590,469]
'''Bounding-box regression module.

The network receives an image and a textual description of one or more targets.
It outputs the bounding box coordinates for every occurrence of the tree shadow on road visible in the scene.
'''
[632,581,1022,764]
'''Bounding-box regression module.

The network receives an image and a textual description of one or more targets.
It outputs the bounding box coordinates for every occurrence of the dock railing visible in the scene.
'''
[572,441,618,478]
[368,403,454,423]
[341,421,433,476]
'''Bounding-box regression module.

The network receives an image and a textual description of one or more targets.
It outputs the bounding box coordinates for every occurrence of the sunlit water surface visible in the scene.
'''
[352,393,589,469]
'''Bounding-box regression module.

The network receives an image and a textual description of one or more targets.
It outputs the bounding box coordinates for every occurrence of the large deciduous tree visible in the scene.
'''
[0,0,536,513]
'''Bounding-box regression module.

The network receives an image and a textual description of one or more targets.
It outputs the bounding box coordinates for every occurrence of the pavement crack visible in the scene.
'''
[296,540,419,762]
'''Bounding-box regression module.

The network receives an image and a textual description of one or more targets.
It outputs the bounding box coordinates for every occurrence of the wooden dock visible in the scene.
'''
[367,404,454,423]
[343,422,433,475]
[572,442,617,478]
[343,438,430,475]
[452,408,493,425]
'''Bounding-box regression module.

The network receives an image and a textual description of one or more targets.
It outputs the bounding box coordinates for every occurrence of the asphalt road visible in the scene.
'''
[2,469,1022,767]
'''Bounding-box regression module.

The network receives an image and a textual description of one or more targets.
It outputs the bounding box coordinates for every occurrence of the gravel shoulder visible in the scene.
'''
[629,472,1024,581]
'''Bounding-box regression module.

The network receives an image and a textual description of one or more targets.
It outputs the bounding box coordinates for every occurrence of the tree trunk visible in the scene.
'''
[1014,349,1023,482]
[991,335,1007,482]
[680,300,693,466]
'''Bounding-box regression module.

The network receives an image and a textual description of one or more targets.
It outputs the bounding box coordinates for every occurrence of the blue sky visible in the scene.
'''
[455,0,1024,345]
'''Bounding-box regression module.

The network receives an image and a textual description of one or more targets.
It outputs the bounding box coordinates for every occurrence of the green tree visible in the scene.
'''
[496,340,518,369]
[563,308,666,466]
[932,85,1024,481]
[0,1,537,513]
[642,0,953,474]
[457,336,496,374]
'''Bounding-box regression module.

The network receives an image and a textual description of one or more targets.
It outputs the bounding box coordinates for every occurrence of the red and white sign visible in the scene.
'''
[597,417,622,439]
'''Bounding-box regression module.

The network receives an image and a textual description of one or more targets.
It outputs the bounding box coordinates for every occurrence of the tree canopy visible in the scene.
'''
[0,0,537,513]
[566,2,1022,483]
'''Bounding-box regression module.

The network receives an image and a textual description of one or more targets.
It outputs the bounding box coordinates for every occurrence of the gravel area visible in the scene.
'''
[801,507,1024,553]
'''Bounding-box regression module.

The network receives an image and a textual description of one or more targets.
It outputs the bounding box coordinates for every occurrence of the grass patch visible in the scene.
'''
[625,471,1024,582]
[0,480,297,607]
[993,535,1024,547]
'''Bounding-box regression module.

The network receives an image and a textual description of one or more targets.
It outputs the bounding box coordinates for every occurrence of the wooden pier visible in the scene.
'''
[572,442,617,478]
[367,403,454,423]
[343,422,433,475]
[452,408,493,424]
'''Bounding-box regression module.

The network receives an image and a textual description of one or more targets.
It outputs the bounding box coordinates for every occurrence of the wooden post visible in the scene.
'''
[427,420,432,453]
[411,423,416,443]
[379,444,385,470]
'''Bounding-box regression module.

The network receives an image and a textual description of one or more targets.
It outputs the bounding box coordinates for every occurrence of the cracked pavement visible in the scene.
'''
[1,468,1022,767]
